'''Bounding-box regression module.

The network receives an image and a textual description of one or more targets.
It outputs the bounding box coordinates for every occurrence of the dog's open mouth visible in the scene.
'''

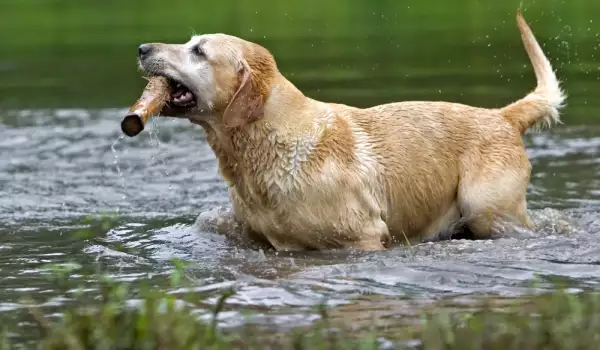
[167,78,197,108]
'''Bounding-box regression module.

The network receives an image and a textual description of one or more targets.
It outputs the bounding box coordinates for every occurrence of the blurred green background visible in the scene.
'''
[0,0,598,123]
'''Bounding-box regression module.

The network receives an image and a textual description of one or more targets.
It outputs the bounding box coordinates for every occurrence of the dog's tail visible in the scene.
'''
[501,11,566,134]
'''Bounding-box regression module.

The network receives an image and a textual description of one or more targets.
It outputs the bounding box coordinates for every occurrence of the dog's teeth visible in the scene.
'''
[176,83,182,88]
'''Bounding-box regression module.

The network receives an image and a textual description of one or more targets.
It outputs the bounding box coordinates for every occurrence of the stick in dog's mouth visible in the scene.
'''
[121,76,197,137]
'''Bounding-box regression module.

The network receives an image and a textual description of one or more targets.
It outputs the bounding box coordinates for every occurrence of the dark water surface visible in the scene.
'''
[1,0,600,345]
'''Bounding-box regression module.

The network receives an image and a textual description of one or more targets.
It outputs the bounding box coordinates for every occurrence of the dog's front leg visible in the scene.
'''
[240,225,274,250]
[351,218,391,251]
[229,187,274,250]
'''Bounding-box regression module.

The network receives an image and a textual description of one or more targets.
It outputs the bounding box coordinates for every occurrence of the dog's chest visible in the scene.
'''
[236,131,319,200]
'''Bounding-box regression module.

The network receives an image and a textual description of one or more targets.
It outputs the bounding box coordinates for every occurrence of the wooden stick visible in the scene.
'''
[121,76,170,137]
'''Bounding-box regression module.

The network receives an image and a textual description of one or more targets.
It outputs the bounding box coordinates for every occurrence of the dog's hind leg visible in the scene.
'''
[421,220,474,242]
[457,148,535,239]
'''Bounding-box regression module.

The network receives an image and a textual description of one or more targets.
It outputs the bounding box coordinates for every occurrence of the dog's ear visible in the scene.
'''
[222,60,266,128]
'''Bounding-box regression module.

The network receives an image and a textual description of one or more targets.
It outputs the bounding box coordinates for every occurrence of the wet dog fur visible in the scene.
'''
[137,12,565,251]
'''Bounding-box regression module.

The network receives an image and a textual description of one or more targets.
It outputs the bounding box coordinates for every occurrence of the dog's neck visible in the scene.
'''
[201,73,333,197]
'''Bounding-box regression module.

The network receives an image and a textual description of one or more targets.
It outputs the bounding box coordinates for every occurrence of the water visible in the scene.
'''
[1,0,600,345]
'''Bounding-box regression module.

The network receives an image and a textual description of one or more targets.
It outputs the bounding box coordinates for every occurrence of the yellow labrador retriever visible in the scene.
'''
[136,12,565,251]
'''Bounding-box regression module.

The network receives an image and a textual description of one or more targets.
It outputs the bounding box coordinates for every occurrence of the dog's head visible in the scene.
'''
[137,34,277,128]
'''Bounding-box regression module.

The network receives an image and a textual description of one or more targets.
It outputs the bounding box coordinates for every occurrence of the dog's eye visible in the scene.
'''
[193,45,205,57]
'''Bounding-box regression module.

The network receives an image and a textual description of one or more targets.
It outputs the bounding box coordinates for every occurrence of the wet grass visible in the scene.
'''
[2,259,600,349]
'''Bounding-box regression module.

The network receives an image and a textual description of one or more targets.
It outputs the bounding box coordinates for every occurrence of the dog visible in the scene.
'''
[136,11,565,251]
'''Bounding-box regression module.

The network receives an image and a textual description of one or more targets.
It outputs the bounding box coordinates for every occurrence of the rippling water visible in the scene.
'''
[1,107,600,342]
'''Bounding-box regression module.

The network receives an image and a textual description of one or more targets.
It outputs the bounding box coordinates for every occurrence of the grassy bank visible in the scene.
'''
[3,258,600,350]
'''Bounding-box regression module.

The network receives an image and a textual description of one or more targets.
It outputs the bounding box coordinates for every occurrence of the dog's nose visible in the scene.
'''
[138,43,153,58]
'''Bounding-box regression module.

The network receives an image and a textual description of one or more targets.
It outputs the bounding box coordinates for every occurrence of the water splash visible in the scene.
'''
[111,135,127,200]
[147,118,173,190]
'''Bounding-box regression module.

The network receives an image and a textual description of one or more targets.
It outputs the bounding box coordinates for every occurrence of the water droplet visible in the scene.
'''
[111,136,127,199]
